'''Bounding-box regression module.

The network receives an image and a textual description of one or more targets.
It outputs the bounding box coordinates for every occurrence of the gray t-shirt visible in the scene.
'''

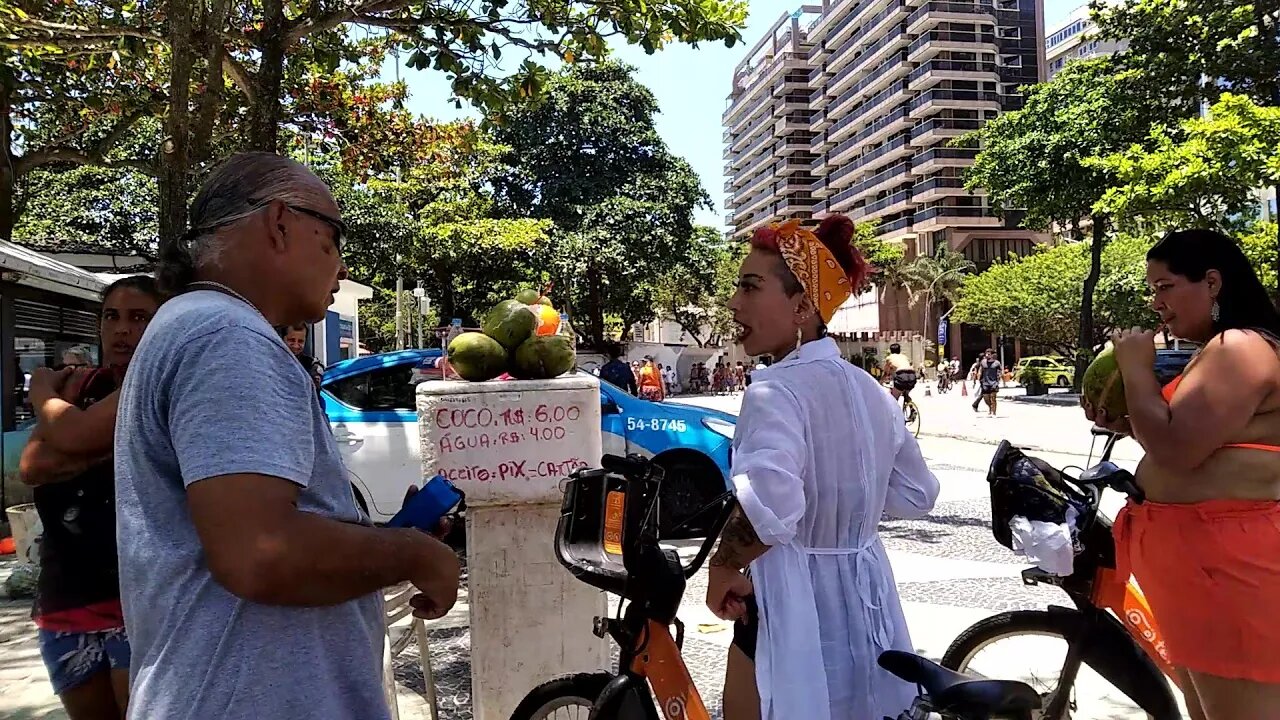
[114,291,387,720]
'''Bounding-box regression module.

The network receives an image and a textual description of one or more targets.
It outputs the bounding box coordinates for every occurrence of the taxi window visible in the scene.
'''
[326,365,417,410]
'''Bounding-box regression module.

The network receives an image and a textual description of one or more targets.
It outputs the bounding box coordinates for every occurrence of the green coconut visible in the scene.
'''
[1082,345,1127,418]
[510,335,576,380]
[481,299,538,350]
[447,332,509,381]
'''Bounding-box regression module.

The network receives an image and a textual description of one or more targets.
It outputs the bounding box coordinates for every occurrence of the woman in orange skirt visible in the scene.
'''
[1086,229,1280,719]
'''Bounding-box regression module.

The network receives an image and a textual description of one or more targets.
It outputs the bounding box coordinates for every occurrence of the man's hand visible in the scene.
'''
[405,532,461,620]
[30,367,77,402]
[706,564,753,621]
[401,485,454,539]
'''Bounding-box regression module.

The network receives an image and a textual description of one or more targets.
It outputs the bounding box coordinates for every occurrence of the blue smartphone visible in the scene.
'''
[387,474,465,532]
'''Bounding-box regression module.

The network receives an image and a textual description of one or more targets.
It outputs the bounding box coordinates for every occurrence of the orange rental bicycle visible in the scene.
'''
[513,454,1050,720]
[940,429,1182,719]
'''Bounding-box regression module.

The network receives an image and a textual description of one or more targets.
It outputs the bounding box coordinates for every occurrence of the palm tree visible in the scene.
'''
[902,249,976,341]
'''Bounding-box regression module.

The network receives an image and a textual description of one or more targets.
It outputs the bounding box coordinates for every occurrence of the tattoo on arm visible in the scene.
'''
[710,507,768,571]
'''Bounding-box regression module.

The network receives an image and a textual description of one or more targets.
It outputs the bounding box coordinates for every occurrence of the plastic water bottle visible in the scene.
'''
[558,313,576,353]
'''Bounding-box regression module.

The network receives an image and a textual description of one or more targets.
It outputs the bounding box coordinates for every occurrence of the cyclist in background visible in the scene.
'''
[882,343,917,404]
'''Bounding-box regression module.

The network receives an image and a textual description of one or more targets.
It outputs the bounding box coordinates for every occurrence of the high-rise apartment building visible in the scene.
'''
[1045,1,1125,78]
[724,0,1049,344]
[722,10,824,241]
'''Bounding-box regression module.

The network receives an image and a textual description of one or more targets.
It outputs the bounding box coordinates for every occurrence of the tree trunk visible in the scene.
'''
[158,0,195,245]
[586,265,605,351]
[191,0,231,165]
[0,80,14,241]
[1273,184,1280,305]
[245,0,287,152]
[1075,216,1106,392]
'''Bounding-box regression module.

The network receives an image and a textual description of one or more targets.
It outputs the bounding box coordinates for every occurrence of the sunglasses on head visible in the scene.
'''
[180,199,347,250]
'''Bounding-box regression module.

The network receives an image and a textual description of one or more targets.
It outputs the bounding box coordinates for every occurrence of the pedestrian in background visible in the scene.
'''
[971,348,1003,416]
[599,344,638,395]
[279,322,325,390]
[661,362,679,395]
[114,153,459,720]
[20,276,166,720]
[639,357,664,401]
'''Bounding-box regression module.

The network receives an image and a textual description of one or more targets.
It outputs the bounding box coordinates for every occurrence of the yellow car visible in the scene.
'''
[1014,356,1075,388]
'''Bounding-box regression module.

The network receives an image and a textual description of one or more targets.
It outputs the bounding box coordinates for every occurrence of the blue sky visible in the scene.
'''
[394,0,1083,227]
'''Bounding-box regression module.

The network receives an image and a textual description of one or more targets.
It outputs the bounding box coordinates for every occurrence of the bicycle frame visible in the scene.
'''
[1020,431,1181,718]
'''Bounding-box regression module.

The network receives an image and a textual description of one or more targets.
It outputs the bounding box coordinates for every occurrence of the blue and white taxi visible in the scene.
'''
[321,350,736,537]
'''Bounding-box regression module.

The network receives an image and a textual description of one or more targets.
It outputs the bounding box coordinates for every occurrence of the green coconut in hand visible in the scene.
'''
[1082,345,1127,418]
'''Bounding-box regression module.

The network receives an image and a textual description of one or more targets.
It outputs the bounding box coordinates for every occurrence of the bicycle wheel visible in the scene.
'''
[904,399,921,438]
[510,672,657,720]
[941,611,1164,720]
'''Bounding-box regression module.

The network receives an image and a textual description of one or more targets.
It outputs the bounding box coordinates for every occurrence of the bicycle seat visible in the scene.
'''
[878,651,1041,717]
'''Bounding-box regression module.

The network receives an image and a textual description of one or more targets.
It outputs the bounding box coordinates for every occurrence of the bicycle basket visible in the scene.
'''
[987,440,1091,551]
[554,464,659,597]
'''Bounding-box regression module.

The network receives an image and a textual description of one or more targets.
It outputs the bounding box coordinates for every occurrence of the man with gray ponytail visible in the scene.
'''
[113,152,459,720]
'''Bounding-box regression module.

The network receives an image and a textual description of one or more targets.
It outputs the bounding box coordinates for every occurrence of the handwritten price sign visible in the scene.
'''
[419,380,603,506]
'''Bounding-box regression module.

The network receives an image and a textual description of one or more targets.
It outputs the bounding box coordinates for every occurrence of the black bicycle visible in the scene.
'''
[511,453,1044,720]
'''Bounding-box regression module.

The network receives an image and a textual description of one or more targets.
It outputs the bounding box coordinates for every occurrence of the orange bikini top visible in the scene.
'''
[1162,374,1280,453]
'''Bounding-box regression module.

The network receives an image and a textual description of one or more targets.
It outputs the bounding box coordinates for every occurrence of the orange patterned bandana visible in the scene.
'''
[757,220,852,324]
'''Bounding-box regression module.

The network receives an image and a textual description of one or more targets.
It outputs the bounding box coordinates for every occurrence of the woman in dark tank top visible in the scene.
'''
[20,275,166,719]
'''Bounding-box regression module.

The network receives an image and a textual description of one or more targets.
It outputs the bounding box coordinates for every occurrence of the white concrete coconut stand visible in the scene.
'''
[417,375,609,720]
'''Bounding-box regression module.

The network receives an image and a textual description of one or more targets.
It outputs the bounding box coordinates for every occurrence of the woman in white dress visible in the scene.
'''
[706,214,940,720]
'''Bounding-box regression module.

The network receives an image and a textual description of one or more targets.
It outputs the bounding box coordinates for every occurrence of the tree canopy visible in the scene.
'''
[1,0,747,240]
[489,61,712,349]
[1089,93,1280,230]
[952,234,1159,357]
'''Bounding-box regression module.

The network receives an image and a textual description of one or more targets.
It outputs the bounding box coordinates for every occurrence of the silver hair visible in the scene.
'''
[157,152,328,293]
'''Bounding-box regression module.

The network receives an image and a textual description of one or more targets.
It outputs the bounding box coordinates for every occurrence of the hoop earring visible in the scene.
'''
[795,326,804,351]
[1211,300,1220,323]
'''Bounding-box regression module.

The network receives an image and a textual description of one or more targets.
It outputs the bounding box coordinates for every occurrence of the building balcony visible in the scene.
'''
[907,30,998,63]
[848,162,913,205]
[780,134,818,156]
[912,204,1002,232]
[734,187,778,218]
[909,117,984,146]
[779,155,817,177]
[908,89,1002,119]
[876,214,916,239]
[908,59,1000,91]
[911,146,979,175]
[736,149,777,184]
[829,80,910,144]
[829,134,914,189]
[853,189,914,222]
[829,107,912,166]
[827,20,911,98]
[724,51,809,127]
[728,113,773,154]
[912,175,970,203]
[906,0,996,35]
[820,0,881,63]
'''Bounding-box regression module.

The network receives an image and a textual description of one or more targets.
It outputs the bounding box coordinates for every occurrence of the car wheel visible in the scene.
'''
[1056,375,1070,388]
[653,452,726,540]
